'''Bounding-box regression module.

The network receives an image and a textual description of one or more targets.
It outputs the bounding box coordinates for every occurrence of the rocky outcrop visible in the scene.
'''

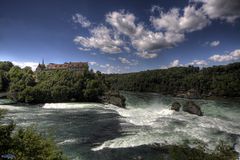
[99,91,126,108]
[183,101,203,116]
[171,102,181,111]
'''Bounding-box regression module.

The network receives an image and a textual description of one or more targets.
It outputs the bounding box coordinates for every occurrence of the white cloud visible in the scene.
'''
[106,11,138,36]
[72,13,91,28]
[193,0,240,23]
[160,65,168,69]
[169,59,181,67]
[188,59,208,66]
[12,61,38,71]
[131,30,185,53]
[89,61,97,65]
[209,49,240,62]
[106,10,185,58]
[78,47,91,51]
[118,57,138,65]
[74,25,124,54]
[98,63,121,74]
[73,4,239,59]
[231,49,240,57]
[209,40,220,47]
[136,51,158,59]
[118,57,130,64]
[150,5,210,33]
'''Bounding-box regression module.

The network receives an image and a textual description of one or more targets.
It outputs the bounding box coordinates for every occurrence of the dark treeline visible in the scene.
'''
[106,62,240,98]
[0,61,111,103]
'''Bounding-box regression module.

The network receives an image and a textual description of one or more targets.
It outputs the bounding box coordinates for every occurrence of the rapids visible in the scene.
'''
[0,92,240,160]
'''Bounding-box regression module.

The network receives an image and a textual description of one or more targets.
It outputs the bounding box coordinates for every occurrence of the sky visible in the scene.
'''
[0,0,240,73]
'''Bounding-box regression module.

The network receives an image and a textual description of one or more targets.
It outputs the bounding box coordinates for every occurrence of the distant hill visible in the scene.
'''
[106,62,240,98]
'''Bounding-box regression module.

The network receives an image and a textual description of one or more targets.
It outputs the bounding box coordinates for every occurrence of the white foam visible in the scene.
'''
[92,103,240,153]
[0,105,26,111]
[43,103,104,109]
[92,130,184,151]
[58,138,78,145]
[104,104,174,126]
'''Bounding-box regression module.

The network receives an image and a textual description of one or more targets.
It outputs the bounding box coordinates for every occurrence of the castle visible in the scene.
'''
[36,60,88,72]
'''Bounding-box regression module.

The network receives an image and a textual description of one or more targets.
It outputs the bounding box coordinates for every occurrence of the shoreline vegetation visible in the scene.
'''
[106,62,240,100]
[0,61,126,108]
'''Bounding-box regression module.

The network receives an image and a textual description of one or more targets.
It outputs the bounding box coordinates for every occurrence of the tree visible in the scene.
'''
[0,109,67,160]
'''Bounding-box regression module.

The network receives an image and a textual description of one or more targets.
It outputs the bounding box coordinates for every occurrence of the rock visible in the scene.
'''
[99,91,126,108]
[171,101,181,111]
[183,101,203,116]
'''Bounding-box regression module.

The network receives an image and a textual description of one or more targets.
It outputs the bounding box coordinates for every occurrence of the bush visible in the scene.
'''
[168,141,238,160]
[0,109,67,160]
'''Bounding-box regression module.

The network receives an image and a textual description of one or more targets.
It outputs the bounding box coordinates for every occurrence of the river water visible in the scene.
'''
[0,92,240,160]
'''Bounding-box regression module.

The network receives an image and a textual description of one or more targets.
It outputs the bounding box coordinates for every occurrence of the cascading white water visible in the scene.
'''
[1,92,240,159]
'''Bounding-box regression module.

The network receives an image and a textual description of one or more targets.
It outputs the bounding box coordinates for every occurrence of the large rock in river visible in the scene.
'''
[171,102,181,111]
[99,91,126,108]
[183,101,203,116]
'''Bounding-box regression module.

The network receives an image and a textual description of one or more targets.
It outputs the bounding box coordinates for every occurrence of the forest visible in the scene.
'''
[0,61,110,103]
[106,62,240,98]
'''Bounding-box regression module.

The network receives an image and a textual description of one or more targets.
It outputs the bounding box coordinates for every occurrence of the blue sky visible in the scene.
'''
[0,0,240,73]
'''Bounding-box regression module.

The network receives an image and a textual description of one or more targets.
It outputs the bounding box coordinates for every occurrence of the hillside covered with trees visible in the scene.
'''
[106,62,240,98]
[0,61,124,106]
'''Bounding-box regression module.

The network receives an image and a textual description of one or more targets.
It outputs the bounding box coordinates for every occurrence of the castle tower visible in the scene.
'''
[36,59,46,72]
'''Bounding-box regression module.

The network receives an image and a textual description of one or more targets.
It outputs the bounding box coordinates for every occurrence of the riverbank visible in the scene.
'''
[0,91,126,108]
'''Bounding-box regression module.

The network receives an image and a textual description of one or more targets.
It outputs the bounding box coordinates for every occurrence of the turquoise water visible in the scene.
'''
[0,92,240,160]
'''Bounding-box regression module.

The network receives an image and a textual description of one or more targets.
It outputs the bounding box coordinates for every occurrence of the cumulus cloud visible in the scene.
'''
[106,11,138,36]
[150,5,210,33]
[131,30,185,53]
[74,25,124,54]
[78,47,91,51]
[99,63,121,73]
[12,61,39,71]
[72,13,91,28]
[89,61,97,65]
[106,10,185,58]
[136,51,158,59]
[88,62,122,73]
[73,3,239,59]
[188,59,208,66]
[193,0,240,23]
[118,57,138,65]
[169,59,182,67]
[209,49,240,62]
[209,40,220,47]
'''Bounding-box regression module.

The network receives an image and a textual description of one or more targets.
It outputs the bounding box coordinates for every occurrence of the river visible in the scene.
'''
[0,92,240,160]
